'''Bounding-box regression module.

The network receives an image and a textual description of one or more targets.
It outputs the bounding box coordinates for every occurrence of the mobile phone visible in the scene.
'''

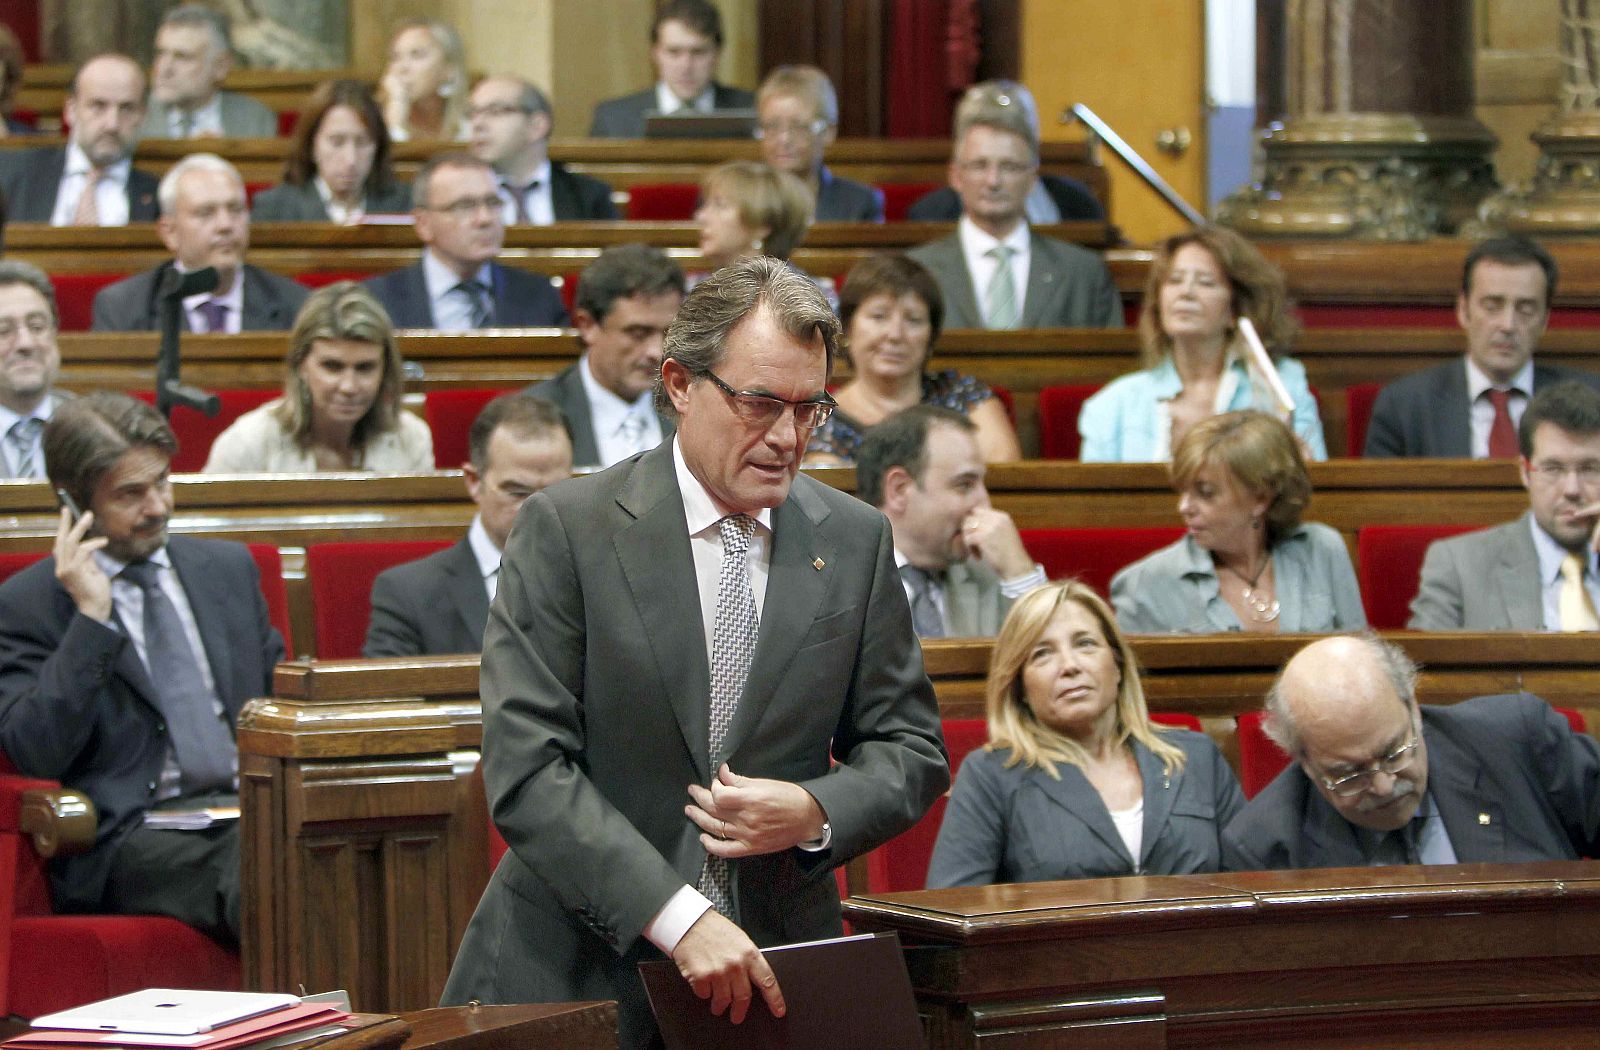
[55,487,82,522]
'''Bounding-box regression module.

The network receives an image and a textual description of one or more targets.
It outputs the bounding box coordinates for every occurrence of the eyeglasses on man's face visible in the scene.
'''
[697,369,835,429]
[428,194,503,218]
[1316,728,1421,797]
[754,118,829,141]
[467,103,533,121]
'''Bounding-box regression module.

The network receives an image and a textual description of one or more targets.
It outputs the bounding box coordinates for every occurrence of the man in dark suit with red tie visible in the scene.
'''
[1366,237,1600,458]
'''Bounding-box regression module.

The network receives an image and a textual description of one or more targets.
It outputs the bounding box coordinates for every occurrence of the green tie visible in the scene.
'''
[985,244,1019,329]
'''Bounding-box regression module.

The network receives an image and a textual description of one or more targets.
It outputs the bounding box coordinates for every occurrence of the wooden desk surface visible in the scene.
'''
[397,1004,617,1050]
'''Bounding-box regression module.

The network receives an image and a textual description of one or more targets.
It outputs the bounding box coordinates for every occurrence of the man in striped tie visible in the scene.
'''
[0,262,66,479]
[442,256,948,1048]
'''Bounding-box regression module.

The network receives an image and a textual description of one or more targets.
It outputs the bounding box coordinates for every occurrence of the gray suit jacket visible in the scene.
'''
[1365,359,1600,458]
[362,538,489,657]
[439,444,948,1047]
[91,262,310,332]
[928,730,1244,887]
[250,180,412,221]
[525,361,674,469]
[906,229,1122,329]
[0,146,160,222]
[138,92,279,139]
[1222,694,1600,871]
[588,83,755,138]
[1409,514,1544,630]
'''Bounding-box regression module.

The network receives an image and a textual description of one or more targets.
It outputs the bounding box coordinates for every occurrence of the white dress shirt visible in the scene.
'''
[166,95,224,138]
[0,397,56,477]
[314,175,364,225]
[1465,357,1534,459]
[957,215,1032,327]
[466,514,502,600]
[50,142,132,227]
[655,83,715,116]
[579,353,665,466]
[422,250,495,332]
[180,266,244,334]
[496,159,554,226]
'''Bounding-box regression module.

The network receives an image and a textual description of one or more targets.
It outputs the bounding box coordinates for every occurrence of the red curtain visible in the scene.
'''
[886,0,980,138]
[0,1,39,62]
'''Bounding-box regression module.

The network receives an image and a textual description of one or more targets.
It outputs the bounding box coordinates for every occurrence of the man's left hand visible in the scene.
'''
[962,507,1035,580]
[687,765,827,858]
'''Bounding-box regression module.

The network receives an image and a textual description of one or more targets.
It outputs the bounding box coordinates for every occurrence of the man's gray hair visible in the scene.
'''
[0,260,60,327]
[157,152,243,213]
[410,151,493,211]
[953,79,1040,160]
[1263,633,1419,755]
[652,256,839,419]
[159,2,233,58]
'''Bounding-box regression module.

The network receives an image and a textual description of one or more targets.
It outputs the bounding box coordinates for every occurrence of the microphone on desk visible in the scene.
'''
[155,265,222,419]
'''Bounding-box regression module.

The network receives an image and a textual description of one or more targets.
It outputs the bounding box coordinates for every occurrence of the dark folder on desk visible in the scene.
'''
[639,931,922,1049]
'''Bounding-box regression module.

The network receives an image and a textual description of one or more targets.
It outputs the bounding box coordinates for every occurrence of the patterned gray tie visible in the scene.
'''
[617,412,649,457]
[454,279,493,328]
[984,244,1020,329]
[697,514,757,917]
[6,417,44,478]
[119,560,237,794]
[899,564,945,638]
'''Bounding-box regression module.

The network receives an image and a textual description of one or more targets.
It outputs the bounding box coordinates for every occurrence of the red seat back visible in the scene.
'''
[877,182,941,222]
[50,274,129,332]
[133,389,280,473]
[864,718,988,893]
[0,552,43,587]
[1151,711,1203,732]
[245,544,293,657]
[1356,524,1480,629]
[297,270,377,289]
[625,183,700,221]
[1345,382,1382,457]
[304,541,453,658]
[989,384,1014,426]
[424,387,519,469]
[1020,526,1186,600]
[1037,384,1102,459]
[1236,710,1290,799]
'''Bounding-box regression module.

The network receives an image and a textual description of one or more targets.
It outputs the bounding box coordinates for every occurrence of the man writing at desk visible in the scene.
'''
[442,256,948,1047]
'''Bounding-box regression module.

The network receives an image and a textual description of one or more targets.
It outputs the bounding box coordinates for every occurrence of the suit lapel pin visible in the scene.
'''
[812,557,825,571]
[1478,812,1492,826]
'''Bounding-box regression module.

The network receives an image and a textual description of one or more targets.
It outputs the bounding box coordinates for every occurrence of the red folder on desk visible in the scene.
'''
[639,931,922,1049]
[6,1004,350,1050]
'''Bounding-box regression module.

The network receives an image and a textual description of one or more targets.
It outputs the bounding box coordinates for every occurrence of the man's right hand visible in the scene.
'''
[670,908,785,1025]
[53,506,111,622]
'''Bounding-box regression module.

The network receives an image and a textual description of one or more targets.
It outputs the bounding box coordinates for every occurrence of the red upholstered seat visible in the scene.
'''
[305,541,453,658]
[296,271,376,289]
[863,718,988,893]
[1235,710,1288,799]
[133,389,280,473]
[1345,382,1382,457]
[425,388,519,470]
[1356,524,1480,629]
[1020,526,1187,600]
[1151,711,1203,732]
[877,183,940,222]
[989,384,1014,425]
[51,274,128,332]
[625,183,700,221]
[276,110,298,136]
[1037,384,1102,459]
[0,767,238,1018]
[0,552,43,587]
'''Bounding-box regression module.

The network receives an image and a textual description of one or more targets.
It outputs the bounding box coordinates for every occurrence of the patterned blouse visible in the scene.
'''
[806,369,993,462]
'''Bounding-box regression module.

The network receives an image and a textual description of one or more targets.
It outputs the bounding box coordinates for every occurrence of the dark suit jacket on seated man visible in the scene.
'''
[467,76,617,224]
[754,65,883,223]
[1408,380,1600,631]
[588,0,754,138]
[364,394,574,657]
[1222,635,1600,872]
[362,152,567,331]
[92,153,309,332]
[0,53,159,224]
[1366,236,1600,458]
[526,243,686,469]
[0,392,283,942]
[440,257,949,1048]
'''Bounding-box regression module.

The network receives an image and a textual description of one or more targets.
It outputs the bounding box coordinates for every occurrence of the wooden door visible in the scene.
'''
[1023,0,1207,245]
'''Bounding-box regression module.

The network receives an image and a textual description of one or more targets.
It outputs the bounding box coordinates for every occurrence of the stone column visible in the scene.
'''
[1219,0,1499,240]
[1476,0,1600,236]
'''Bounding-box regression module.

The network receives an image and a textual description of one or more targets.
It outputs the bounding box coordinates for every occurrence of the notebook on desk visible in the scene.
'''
[31,991,301,1037]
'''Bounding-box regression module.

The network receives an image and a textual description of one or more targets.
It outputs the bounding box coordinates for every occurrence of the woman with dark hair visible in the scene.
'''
[1111,410,1363,633]
[804,252,1020,464]
[1079,225,1326,461]
[252,80,409,223]
[926,580,1243,887]
[203,282,432,472]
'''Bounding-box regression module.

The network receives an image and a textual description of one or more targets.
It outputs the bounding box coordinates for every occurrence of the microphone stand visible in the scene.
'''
[155,265,223,419]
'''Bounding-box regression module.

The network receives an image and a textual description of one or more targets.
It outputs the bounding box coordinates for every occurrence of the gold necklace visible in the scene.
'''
[1224,557,1279,623]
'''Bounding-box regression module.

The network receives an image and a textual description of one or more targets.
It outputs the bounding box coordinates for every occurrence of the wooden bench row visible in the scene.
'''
[238,632,1600,1010]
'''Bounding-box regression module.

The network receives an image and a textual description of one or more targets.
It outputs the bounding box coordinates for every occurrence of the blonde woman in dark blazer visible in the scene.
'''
[927,581,1243,887]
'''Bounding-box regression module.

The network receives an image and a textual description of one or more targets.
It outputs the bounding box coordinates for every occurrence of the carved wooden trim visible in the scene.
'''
[18,787,95,858]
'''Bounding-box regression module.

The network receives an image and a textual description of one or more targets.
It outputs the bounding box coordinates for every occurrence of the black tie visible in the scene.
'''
[454,278,493,328]
[899,564,946,638]
[119,559,237,794]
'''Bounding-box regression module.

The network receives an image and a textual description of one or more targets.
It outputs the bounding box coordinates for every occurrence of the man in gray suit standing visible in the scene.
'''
[441,256,948,1047]
[588,0,755,138]
[364,394,573,657]
[1409,380,1600,631]
[906,89,1121,330]
[1223,634,1600,871]
[857,405,1044,637]
[527,243,685,468]
[139,5,276,140]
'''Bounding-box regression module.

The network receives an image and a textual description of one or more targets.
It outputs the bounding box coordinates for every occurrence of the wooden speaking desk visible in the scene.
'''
[234,634,1600,1015]
[843,862,1600,1048]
